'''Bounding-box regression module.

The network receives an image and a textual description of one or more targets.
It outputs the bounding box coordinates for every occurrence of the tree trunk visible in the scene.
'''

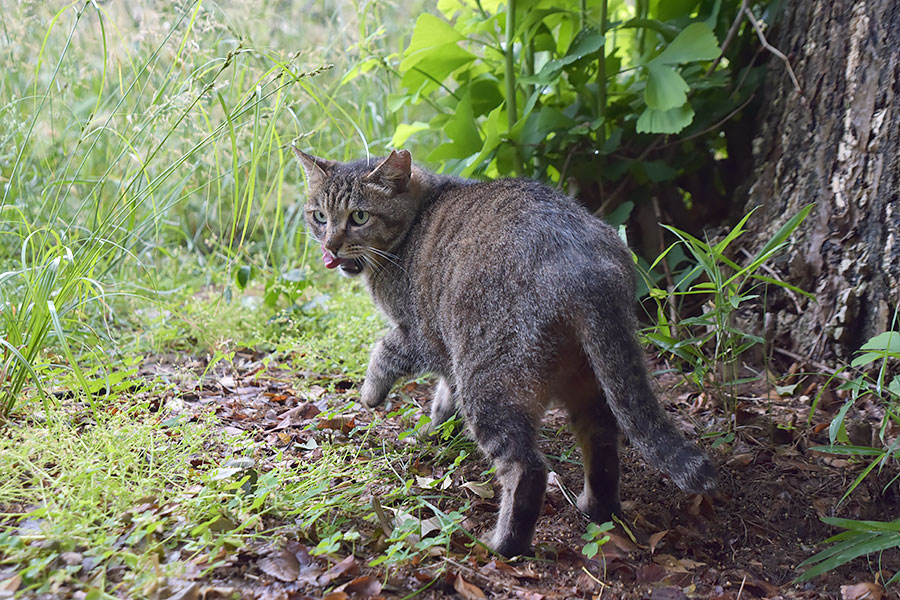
[741,1,900,361]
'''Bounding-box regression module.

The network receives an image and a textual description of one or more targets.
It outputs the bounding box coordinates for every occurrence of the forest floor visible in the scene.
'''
[5,345,896,600]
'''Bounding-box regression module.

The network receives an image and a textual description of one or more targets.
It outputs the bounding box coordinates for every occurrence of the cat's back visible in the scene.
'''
[418,177,629,280]
[411,176,633,322]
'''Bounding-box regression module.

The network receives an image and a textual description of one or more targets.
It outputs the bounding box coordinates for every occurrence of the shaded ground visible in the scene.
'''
[8,348,899,599]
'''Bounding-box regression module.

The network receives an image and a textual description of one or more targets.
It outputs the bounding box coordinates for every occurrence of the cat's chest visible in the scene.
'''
[366,274,415,326]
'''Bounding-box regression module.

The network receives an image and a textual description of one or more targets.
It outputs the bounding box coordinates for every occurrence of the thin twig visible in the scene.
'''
[772,346,842,378]
[743,6,802,94]
[707,0,750,76]
[730,45,764,100]
[657,93,756,149]
[557,148,576,190]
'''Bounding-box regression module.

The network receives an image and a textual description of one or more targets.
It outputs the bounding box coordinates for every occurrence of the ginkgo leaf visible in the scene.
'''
[636,103,695,134]
[645,64,689,111]
[651,22,720,65]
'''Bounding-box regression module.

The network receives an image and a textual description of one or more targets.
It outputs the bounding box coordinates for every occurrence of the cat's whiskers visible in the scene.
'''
[366,246,409,278]
[360,253,386,277]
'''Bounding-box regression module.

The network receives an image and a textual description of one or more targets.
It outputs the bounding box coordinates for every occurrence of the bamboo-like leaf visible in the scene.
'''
[751,204,814,264]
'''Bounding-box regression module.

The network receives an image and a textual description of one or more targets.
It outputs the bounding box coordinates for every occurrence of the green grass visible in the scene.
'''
[0,0,432,415]
[0,380,474,597]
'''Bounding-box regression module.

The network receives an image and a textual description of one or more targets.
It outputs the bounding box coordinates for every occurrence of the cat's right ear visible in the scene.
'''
[292,146,334,190]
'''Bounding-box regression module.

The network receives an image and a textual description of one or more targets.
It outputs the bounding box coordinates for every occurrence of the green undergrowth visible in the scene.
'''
[0,372,476,598]
[0,0,427,417]
[103,246,381,379]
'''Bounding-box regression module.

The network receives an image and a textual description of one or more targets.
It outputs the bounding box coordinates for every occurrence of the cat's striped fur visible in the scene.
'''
[294,147,717,557]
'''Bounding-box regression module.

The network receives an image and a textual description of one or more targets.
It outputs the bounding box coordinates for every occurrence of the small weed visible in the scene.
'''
[798,325,900,583]
[581,521,614,560]
[641,205,813,410]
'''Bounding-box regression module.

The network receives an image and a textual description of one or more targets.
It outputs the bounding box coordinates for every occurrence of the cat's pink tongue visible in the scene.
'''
[321,247,342,269]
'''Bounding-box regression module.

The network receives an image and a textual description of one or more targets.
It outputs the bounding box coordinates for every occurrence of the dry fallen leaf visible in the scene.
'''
[649,530,668,555]
[653,554,706,573]
[0,575,22,596]
[634,563,668,584]
[338,575,383,597]
[317,555,360,586]
[841,582,885,600]
[307,385,328,398]
[258,550,300,582]
[649,586,688,600]
[317,415,356,434]
[481,559,539,580]
[453,574,486,599]
[604,531,639,553]
[162,580,200,600]
[725,453,754,468]
[461,481,495,499]
[272,403,322,430]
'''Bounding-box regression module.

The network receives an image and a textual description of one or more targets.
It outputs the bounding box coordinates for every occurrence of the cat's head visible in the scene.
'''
[293,148,419,277]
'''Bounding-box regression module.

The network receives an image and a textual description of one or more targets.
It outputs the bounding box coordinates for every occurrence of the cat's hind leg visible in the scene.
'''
[460,383,547,557]
[568,396,622,523]
[427,377,457,430]
[553,352,622,523]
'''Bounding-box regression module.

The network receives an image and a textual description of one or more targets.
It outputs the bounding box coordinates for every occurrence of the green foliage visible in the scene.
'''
[642,205,812,405]
[799,327,900,584]
[797,517,900,585]
[581,521,614,559]
[361,0,766,214]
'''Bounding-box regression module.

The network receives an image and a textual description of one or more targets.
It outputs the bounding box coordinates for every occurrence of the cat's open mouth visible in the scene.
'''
[321,247,364,275]
[339,259,363,275]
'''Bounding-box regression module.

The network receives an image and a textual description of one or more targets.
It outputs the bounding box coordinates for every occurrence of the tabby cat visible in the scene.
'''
[293,147,717,557]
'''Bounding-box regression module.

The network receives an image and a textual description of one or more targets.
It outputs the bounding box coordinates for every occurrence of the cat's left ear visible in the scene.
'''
[364,149,412,194]
[292,146,334,190]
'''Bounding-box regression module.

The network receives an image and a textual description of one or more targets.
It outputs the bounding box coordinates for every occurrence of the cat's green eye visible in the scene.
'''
[312,210,327,224]
[350,210,369,225]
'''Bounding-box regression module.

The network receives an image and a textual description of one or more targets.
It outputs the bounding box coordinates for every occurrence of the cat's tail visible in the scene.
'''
[577,312,718,494]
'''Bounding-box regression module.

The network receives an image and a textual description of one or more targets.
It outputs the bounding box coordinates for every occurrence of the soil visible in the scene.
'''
[14,349,900,599]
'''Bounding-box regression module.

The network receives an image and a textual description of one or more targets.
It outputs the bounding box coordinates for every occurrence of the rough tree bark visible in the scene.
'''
[741,1,900,361]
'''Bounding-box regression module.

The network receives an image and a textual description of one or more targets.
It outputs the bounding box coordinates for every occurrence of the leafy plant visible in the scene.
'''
[354,0,772,237]
[798,327,900,584]
[581,520,614,559]
[797,517,900,585]
[641,204,813,406]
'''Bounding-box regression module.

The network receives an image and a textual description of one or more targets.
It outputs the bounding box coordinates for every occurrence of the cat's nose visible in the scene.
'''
[324,235,344,256]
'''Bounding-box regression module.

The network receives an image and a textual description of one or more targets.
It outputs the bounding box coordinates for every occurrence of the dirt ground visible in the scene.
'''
[20,349,900,600]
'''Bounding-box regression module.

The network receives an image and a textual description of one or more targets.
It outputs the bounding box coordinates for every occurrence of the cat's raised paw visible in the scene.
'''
[359,380,386,408]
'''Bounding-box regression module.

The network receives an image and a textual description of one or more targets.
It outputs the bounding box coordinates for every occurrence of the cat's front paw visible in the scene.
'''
[359,380,386,408]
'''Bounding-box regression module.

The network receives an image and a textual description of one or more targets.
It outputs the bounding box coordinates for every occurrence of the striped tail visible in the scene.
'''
[579,312,718,494]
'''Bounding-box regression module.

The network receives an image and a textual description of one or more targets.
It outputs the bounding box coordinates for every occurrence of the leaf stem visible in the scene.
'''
[598,0,608,120]
[504,0,521,173]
